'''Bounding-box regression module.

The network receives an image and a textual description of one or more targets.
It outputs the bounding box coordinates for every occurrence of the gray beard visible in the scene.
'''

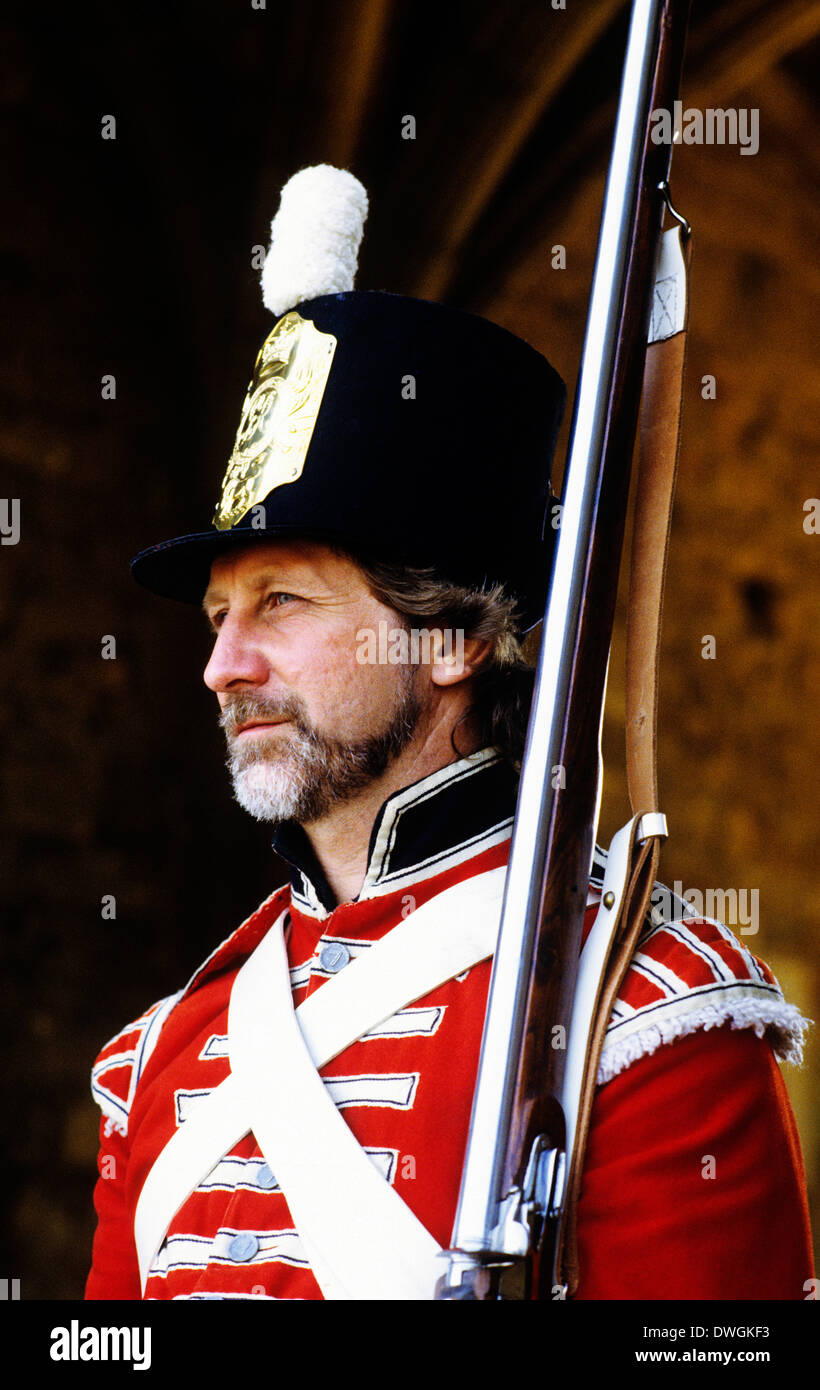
[219,679,422,825]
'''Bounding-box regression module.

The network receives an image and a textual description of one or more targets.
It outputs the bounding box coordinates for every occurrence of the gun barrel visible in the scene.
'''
[440,0,690,1297]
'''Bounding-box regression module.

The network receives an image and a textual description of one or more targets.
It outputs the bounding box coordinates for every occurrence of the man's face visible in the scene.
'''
[202,540,422,824]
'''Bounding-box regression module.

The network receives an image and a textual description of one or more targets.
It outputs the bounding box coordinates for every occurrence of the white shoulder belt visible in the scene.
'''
[135,867,506,1299]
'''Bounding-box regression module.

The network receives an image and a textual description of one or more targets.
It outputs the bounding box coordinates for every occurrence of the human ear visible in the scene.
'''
[430,632,493,687]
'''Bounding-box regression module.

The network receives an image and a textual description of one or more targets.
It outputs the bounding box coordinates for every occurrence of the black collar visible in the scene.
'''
[272,747,519,916]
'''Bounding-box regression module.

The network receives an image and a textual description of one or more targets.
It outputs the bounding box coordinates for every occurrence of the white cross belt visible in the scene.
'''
[135,868,507,1299]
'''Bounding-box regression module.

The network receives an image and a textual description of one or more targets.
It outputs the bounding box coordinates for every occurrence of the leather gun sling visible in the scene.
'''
[556,225,691,1295]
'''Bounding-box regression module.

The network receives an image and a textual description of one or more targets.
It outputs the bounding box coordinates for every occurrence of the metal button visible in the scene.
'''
[256,1164,277,1190]
[228,1233,260,1262]
[319,941,351,973]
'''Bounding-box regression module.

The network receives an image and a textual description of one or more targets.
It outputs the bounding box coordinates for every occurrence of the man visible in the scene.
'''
[86,167,813,1300]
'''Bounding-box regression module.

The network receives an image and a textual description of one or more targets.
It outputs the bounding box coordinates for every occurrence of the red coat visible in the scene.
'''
[85,751,813,1300]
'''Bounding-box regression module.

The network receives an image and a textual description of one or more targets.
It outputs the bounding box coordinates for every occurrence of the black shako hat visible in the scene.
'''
[130,169,566,631]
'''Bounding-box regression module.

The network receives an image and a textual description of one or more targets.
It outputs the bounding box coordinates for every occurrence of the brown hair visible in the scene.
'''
[351,554,536,769]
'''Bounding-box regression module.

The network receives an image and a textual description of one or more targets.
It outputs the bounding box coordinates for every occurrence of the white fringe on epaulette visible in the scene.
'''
[103,1114,128,1139]
[597,995,811,1087]
[261,165,369,317]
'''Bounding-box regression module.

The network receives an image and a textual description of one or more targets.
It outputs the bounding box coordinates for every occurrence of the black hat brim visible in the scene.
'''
[131,520,550,632]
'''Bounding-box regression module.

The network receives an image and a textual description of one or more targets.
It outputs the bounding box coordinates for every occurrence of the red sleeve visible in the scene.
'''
[85,1118,142,1301]
[574,1025,814,1300]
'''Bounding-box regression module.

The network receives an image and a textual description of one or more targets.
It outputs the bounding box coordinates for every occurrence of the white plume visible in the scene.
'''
[260,165,369,317]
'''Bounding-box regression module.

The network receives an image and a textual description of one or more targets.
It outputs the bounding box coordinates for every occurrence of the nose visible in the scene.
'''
[203,614,271,693]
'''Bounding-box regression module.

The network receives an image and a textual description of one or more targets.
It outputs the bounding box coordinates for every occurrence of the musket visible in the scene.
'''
[437,0,692,1299]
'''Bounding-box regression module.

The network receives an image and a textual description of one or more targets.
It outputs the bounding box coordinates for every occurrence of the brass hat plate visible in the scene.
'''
[213,311,337,530]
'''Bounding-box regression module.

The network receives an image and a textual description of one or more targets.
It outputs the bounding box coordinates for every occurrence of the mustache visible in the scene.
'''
[218,693,309,740]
